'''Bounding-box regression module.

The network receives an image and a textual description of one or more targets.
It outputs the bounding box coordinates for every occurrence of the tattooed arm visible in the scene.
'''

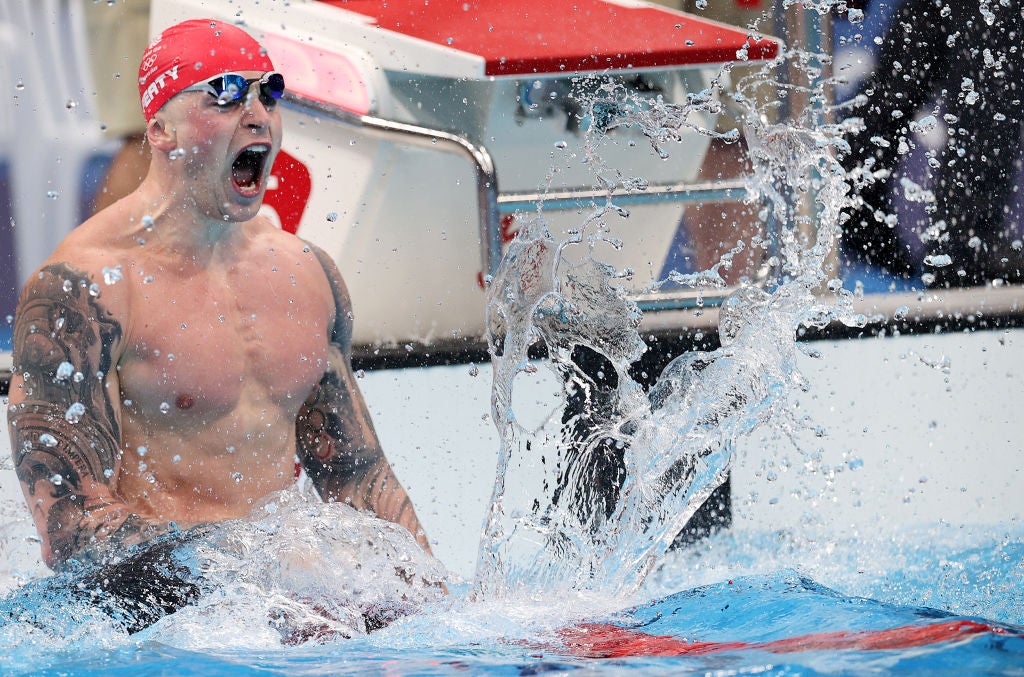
[6,264,161,569]
[296,245,432,554]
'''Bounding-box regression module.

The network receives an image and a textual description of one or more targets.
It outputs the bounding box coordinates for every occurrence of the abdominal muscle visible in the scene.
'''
[114,399,303,527]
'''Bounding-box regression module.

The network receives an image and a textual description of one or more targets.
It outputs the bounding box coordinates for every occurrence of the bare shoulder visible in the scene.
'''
[297,239,352,345]
[11,212,145,380]
[248,226,352,341]
[46,205,139,273]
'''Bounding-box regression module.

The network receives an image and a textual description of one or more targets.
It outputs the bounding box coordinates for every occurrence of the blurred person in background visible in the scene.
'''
[84,0,152,213]
[840,0,1024,287]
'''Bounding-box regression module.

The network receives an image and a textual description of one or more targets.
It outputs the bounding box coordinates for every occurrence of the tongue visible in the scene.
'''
[232,161,258,188]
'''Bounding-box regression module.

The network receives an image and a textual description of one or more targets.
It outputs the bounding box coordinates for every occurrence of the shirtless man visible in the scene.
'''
[6,19,430,571]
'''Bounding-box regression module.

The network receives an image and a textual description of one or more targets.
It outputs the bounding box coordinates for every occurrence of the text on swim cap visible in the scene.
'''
[141,65,182,112]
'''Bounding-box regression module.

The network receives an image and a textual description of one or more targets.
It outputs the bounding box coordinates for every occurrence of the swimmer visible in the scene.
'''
[6,18,431,584]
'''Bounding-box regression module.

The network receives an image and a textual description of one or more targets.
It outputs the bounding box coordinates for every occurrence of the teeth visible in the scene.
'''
[247,144,269,153]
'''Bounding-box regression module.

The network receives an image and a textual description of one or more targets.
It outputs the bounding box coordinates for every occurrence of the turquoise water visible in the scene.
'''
[2,525,1021,675]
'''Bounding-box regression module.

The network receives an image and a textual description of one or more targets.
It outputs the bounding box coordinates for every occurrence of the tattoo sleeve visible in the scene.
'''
[6,264,140,568]
[296,245,432,553]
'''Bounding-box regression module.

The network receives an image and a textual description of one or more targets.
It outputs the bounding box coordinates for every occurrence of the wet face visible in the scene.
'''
[160,71,283,223]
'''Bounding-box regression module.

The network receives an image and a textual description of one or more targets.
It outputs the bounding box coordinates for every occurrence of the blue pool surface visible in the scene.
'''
[2,524,1021,676]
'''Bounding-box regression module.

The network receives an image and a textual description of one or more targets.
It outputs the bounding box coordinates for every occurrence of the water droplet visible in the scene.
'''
[65,402,86,423]
[893,305,909,321]
[65,99,77,110]
[62,279,73,293]
[326,212,338,222]
[55,362,74,381]
[924,254,952,267]
[231,471,244,483]
[102,264,123,285]
[136,446,148,457]
[39,433,58,447]
[138,461,148,472]
[88,283,101,297]
[172,454,182,464]
[15,79,24,91]
[72,371,85,383]
[468,365,480,377]
[103,468,114,479]
[46,191,59,200]
[50,474,63,485]
[159,402,171,414]
[142,215,155,231]
[356,369,366,379]
[168,148,186,160]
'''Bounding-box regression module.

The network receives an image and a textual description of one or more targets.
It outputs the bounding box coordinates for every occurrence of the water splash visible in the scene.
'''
[0,486,447,647]
[474,50,867,599]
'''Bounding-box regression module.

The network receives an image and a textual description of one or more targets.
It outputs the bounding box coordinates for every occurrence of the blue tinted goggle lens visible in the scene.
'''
[198,72,285,107]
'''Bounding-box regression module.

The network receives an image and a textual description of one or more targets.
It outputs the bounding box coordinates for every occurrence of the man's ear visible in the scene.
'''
[146,115,177,153]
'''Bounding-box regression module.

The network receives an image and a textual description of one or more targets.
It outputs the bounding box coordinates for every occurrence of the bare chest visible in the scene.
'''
[117,267,331,422]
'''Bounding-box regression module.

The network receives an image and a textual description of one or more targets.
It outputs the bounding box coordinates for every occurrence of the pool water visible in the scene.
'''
[2,519,1021,676]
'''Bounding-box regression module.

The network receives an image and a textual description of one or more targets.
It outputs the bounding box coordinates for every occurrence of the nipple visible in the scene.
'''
[175,393,195,410]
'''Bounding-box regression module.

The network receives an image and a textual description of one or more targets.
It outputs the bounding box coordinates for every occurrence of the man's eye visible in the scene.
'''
[211,97,242,110]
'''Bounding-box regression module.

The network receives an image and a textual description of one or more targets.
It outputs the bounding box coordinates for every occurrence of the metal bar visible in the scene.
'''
[633,289,730,312]
[496,178,749,213]
[281,94,504,282]
[279,94,753,301]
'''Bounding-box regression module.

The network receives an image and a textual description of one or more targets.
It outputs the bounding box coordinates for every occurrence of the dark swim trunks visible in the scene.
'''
[1,528,206,634]
[0,524,416,638]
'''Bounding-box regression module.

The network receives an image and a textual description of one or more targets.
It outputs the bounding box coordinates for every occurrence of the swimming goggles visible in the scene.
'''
[182,71,286,108]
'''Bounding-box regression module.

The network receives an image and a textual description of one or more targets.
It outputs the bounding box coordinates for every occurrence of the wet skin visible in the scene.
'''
[7,73,429,568]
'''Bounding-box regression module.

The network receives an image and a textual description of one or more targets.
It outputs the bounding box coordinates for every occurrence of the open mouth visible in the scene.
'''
[230,143,271,196]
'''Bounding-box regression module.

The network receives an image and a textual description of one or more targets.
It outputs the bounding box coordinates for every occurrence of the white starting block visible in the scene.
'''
[151,0,780,352]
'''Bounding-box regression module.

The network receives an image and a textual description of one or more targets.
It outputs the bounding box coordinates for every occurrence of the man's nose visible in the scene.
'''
[242,93,273,128]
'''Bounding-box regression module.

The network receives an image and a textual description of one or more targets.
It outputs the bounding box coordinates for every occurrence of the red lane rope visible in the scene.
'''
[551,619,1018,659]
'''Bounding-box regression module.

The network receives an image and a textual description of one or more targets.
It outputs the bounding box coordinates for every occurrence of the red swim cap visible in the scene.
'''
[138,19,275,121]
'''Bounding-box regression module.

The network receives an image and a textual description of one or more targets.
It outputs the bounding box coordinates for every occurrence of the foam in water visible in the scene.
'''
[0,485,447,648]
